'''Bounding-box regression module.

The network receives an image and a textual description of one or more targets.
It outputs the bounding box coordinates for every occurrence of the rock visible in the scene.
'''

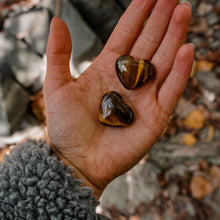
[207,12,219,26]
[189,17,209,33]
[173,196,196,217]
[187,0,199,11]
[151,141,220,162]
[0,32,45,93]
[0,63,30,134]
[215,0,220,14]
[196,71,220,95]
[175,98,196,119]
[60,0,103,69]
[40,0,56,15]
[0,101,10,137]
[210,166,220,187]
[101,161,160,215]
[210,39,220,49]
[140,196,196,220]
[197,2,213,16]
[72,0,123,43]
[0,0,19,6]
[117,0,131,10]
[4,8,50,55]
[199,126,215,142]
[166,183,179,200]
[101,174,129,214]
[0,66,10,137]
[0,126,45,147]
[165,164,187,180]
[204,188,220,217]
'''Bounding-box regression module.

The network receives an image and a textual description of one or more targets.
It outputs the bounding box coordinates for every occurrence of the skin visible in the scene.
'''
[44,0,194,198]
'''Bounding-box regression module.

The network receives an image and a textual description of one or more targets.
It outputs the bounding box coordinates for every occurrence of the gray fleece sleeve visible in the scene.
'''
[0,140,110,220]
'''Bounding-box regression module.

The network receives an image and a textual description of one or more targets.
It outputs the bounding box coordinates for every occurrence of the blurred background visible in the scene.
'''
[0,0,220,219]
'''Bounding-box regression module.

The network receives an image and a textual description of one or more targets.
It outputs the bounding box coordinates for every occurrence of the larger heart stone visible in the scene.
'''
[116,55,155,90]
[99,91,133,126]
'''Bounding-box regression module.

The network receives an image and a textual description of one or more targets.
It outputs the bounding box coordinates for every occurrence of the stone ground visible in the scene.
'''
[0,0,220,219]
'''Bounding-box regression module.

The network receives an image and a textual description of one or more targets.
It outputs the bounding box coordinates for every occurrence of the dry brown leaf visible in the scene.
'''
[199,159,210,172]
[190,175,215,199]
[210,166,220,187]
[0,147,10,162]
[181,133,197,147]
[197,60,215,71]
[183,109,205,130]
[206,126,215,142]
[190,60,198,77]
[30,90,46,125]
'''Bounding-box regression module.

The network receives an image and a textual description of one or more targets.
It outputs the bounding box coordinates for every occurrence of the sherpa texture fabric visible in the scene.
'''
[0,140,110,220]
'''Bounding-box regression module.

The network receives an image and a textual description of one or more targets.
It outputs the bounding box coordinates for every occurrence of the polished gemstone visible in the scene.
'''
[99,91,133,126]
[116,55,155,89]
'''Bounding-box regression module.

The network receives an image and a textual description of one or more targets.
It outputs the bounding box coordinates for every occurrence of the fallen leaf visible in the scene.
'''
[190,175,215,199]
[210,166,220,187]
[206,126,215,142]
[190,60,198,77]
[197,60,215,71]
[181,133,197,147]
[183,109,205,130]
[0,147,10,162]
[199,159,210,172]
[30,90,46,125]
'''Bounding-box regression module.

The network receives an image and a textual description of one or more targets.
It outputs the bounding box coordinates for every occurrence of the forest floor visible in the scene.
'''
[0,0,219,219]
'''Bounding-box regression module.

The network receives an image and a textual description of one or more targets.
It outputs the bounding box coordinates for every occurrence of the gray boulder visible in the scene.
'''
[0,63,30,135]
[0,32,45,93]
[61,0,103,68]
[4,8,50,55]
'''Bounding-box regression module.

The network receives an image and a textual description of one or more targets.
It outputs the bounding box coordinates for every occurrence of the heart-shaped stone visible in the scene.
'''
[99,91,133,126]
[116,55,155,90]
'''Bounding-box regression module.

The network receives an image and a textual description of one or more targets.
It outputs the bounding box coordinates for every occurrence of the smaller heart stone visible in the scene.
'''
[99,91,133,127]
[116,55,155,90]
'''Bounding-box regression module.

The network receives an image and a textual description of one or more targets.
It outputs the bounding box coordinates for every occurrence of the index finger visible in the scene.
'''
[103,0,156,55]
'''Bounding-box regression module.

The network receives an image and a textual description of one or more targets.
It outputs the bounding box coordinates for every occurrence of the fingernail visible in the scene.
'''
[179,0,192,8]
[188,43,195,49]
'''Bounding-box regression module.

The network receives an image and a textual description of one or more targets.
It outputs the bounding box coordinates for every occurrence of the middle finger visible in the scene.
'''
[130,0,179,60]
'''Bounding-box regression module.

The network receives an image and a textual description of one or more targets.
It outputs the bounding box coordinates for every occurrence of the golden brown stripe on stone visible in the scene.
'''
[115,55,155,89]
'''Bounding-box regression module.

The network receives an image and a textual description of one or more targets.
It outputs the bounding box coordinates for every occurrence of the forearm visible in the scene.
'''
[0,140,109,220]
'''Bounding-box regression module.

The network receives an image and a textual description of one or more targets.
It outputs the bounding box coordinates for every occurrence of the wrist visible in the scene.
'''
[49,143,103,198]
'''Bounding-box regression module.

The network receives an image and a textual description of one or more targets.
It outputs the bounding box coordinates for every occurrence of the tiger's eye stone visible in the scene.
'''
[99,91,133,127]
[116,55,155,90]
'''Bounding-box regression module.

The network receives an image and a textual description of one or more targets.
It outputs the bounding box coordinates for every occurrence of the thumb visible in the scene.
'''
[45,17,72,93]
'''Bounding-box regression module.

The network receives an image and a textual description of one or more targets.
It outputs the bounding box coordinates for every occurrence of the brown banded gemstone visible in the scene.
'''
[99,91,133,127]
[116,55,155,90]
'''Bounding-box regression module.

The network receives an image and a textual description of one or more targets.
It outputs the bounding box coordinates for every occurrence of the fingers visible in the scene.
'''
[158,44,194,116]
[152,3,192,89]
[130,0,179,59]
[103,0,156,55]
[45,17,72,91]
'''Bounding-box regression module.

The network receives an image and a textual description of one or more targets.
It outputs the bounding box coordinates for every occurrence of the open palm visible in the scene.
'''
[44,0,194,198]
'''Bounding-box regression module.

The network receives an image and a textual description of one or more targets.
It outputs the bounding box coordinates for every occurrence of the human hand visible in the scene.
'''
[44,0,194,198]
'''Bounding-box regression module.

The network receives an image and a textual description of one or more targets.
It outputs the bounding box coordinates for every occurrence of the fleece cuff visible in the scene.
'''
[0,140,109,220]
